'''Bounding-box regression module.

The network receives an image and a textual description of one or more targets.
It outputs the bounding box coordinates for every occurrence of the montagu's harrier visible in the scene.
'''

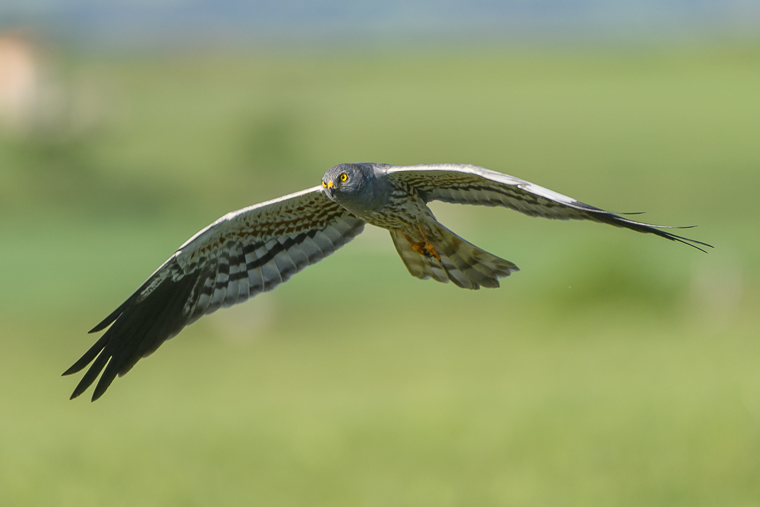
[64,163,710,400]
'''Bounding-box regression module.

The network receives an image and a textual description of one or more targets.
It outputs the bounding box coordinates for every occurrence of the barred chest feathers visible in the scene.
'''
[360,182,436,232]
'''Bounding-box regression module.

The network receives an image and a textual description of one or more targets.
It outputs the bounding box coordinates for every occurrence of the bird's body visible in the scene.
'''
[64,162,710,401]
[323,163,519,288]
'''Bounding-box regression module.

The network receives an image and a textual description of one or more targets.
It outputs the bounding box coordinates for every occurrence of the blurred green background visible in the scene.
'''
[1,36,759,506]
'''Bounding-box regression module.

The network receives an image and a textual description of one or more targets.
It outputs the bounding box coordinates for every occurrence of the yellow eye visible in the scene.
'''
[339,173,348,182]
[321,180,327,188]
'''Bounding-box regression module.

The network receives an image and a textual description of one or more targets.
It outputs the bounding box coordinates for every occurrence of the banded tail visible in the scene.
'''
[390,221,518,289]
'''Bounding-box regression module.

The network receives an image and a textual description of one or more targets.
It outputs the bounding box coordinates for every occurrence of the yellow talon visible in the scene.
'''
[426,242,441,261]
[410,242,427,256]
[407,225,441,261]
[407,238,441,261]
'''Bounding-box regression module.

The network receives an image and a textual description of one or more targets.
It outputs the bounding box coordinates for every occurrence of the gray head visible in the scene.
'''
[321,163,390,214]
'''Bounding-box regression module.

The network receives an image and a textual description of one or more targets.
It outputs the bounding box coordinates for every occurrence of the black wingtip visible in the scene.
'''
[574,204,713,253]
[62,333,111,377]
[671,234,714,254]
[635,223,713,253]
[69,382,87,400]
[62,365,80,377]
[67,363,108,401]
[91,372,118,402]
[66,263,200,401]
[88,299,130,333]
[622,220,713,253]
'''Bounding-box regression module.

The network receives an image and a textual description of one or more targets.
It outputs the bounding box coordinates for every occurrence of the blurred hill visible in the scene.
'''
[2,0,760,48]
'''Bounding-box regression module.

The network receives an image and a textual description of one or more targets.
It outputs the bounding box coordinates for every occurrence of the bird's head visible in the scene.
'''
[321,163,390,215]
[321,163,368,200]
[322,163,366,198]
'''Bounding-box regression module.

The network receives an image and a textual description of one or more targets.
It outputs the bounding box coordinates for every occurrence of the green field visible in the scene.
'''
[1,44,759,506]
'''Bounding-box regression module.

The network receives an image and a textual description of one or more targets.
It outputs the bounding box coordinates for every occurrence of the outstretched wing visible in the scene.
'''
[64,187,365,401]
[385,163,711,251]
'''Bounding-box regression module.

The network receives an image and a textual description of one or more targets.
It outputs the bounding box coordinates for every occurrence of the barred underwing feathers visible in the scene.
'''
[385,164,711,251]
[65,187,365,400]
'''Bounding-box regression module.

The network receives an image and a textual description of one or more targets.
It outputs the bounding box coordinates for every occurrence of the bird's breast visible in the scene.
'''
[358,192,435,233]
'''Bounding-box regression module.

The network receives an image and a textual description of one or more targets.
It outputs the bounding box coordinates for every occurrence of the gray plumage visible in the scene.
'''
[64,162,710,401]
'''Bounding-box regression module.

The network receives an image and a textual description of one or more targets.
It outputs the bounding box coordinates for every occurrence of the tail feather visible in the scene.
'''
[389,222,519,290]
[432,238,500,289]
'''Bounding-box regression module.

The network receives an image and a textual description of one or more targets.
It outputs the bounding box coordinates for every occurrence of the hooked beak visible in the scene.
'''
[322,180,335,198]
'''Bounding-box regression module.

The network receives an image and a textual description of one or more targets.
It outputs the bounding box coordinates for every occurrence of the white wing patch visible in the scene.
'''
[517,182,576,205]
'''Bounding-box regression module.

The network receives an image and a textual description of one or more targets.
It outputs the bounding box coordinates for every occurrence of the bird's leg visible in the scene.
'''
[402,233,428,256]
[417,225,441,261]
[403,227,441,261]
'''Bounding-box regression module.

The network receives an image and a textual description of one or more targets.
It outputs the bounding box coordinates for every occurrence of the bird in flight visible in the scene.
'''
[64,163,710,401]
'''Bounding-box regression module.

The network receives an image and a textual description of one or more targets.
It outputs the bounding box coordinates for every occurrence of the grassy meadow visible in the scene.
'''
[1,43,759,506]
